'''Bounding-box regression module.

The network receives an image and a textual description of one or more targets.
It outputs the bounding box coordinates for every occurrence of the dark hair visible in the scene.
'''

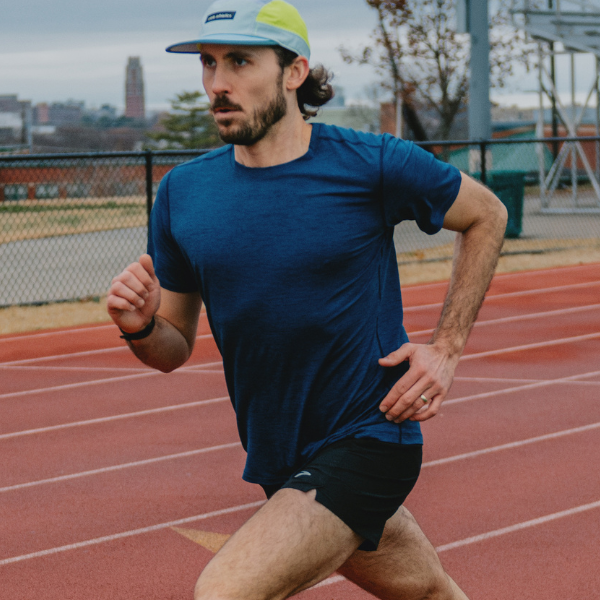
[273,46,334,120]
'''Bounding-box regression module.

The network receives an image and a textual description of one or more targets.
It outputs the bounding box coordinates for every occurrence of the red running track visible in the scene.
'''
[1,263,599,599]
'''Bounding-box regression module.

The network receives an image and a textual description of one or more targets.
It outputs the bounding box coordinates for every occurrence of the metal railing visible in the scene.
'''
[1,138,599,307]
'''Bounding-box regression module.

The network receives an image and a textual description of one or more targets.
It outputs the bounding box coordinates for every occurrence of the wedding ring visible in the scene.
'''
[420,395,429,404]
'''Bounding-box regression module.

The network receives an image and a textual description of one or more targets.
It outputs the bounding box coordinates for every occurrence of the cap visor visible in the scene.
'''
[167,33,278,53]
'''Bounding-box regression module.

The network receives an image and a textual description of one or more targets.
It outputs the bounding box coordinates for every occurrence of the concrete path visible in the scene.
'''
[0,228,147,306]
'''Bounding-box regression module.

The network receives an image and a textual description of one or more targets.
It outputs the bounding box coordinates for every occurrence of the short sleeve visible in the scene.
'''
[381,135,462,234]
[147,172,199,293]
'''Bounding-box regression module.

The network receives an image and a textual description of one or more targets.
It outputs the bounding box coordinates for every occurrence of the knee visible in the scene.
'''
[415,571,456,600]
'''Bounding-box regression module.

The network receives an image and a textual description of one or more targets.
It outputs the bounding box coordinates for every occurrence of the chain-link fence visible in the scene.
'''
[0,151,207,306]
[2,139,599,307]
[394,135,600,266]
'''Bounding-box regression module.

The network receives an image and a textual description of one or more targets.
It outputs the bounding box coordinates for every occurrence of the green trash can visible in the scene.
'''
[484,171,526,239]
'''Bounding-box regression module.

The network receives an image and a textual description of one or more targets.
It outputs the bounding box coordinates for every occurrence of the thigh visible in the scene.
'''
[194,488,363,600]
[280,439,422,552]
[338,506,464,600]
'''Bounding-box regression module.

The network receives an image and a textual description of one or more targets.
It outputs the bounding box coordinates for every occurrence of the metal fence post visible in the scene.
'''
[145,150,154,225]
[480,141,487,185]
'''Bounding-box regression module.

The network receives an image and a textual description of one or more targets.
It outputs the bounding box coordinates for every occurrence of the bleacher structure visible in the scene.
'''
[512,0,600,212]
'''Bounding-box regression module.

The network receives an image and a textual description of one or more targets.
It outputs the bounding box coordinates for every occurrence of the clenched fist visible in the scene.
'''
[107,254,161,334]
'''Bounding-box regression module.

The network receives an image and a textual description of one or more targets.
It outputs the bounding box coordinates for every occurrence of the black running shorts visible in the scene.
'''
[261,437,422,551]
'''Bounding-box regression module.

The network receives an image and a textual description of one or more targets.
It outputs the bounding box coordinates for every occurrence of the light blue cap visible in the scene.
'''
[166,0,311,59]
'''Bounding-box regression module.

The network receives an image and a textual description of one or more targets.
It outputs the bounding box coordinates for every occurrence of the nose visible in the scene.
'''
[208,63,232,96]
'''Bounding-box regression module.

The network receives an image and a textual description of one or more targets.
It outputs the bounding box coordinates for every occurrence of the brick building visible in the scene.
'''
[125,57,145,119]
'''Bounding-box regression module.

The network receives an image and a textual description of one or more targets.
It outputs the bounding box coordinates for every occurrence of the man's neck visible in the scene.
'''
[233,113,312,169]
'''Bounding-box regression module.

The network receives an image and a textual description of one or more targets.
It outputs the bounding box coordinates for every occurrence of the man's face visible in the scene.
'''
[201,45,288,146]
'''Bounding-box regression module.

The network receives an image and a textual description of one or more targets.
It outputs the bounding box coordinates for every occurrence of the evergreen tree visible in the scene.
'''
[147,91,221,149]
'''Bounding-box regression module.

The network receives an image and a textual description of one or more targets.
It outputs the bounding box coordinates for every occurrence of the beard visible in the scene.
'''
[212,75,288,146]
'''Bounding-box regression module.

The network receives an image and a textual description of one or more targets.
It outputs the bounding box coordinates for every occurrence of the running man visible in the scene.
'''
[107,1,508,598]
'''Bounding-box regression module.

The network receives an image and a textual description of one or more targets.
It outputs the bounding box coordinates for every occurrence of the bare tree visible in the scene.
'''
[341,0,536,140]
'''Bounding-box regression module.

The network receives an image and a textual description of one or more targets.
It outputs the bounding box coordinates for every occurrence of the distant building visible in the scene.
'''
[0,94,32,147]
[125,57,145,119]
[492,104,536,123]
[34,103,50,124]
[34,101,84,126]
[0,94,23,113]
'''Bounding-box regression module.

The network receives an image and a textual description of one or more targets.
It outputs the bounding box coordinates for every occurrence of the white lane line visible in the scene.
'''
[422,421,600,468]
[0,333,215,366]
[407,303,600,337]
[454,376,542,383]
[2,346,130,366]
[401,264,599,298]
[455,375,600,387]
[492,263,600,278]
[460,332,600,361]
[6,417,599,495]
[0,442,242,493]
[435,499,600,553]
[0,361,223,375]
[0,324,115,343]
[445,369,600,406]
[3,333,596,402]
[0,500,265,567]
[0,361,224,401]
[3,367,599,442]
[0,396,230,441]
[180,370,224,374]
[3,497,599,569]
[0,370,166,400]
[404,280,600,312]
[0,365,152,373]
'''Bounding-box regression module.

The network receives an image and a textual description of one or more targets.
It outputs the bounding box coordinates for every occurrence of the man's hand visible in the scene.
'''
[107,254,161,334]
[378,342,460,423]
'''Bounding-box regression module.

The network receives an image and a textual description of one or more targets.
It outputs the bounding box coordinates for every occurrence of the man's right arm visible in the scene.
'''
[107,254,203,373]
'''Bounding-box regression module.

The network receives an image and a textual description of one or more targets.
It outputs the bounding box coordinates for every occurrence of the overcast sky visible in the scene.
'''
[1,0,387,112]
[2,0,587,113]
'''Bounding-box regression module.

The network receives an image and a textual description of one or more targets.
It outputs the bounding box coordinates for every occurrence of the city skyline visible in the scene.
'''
[0,0,383,112]
[3,1,599,113]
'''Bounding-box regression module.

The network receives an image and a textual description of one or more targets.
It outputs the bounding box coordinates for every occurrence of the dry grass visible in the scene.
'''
[1,246,599,336]
[398,245,600,285]
[0,298,111,336]
[0,197,147,243]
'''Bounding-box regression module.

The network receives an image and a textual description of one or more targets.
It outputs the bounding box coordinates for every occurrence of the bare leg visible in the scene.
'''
[194,488,363,600]
[338,506,469,600]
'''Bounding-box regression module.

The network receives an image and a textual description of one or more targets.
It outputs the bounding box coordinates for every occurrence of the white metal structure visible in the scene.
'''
[513,0,600,212]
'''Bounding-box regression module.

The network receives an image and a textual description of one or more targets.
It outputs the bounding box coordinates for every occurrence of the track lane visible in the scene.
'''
[435,504,600,600]
[2,263,600,599]
[0,400,239,488]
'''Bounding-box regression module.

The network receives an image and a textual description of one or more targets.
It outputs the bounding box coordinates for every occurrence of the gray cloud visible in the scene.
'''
[1,1,377,35]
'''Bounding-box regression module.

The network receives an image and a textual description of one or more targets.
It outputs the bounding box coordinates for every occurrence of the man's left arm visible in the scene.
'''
[379,172,508,423]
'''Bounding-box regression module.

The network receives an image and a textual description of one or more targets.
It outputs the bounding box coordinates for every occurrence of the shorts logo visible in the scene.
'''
[206,11,236,23]
[294,471,311,478]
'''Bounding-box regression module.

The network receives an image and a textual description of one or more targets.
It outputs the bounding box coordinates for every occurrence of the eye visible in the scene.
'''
[200,55,216,68]
[233,56,248,67]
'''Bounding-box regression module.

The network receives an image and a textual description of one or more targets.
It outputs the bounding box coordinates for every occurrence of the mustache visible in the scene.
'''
[211,96,244,113]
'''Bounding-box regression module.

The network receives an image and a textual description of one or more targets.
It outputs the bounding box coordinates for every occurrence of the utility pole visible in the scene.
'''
[549,0,559,159]
[468,0,492,140]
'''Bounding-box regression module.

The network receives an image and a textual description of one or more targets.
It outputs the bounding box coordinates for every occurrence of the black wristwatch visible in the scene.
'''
[119,316,156,341]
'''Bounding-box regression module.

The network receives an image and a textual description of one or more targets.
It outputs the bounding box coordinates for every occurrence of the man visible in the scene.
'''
[107,1,508,598]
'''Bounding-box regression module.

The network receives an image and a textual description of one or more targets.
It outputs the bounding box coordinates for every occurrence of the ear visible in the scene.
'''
[284,56,310,92]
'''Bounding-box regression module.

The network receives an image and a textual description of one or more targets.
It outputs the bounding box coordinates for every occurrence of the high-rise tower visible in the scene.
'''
[125,57,145,119]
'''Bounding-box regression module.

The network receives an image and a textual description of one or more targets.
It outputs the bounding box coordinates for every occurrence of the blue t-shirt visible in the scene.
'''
[148,124,461,485]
